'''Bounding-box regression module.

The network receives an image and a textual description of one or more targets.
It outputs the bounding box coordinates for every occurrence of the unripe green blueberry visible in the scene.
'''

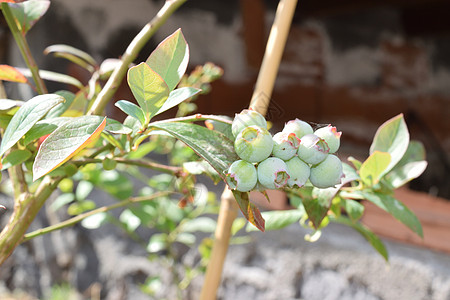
[309,154,344,188]
[226,160,258,192]
[282,118,313,139]
[297,134,330,165]
[257,157,290,189]
[314,125,341,153]
[285,156,310,188]
[272,132,300,161]
[232,109,267,138]
[102,157,117,170]
[234,125,273,163]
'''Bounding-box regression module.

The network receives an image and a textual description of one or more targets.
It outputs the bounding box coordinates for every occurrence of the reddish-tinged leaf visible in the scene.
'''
[0,65,27,83]
[33,116,106,181]
[146,29,189,91]
[232,190,265,232]
[7,0,50,34]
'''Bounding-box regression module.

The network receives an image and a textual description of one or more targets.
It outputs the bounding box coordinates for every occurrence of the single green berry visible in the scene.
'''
[234,125,273,163]
[232,109,267,138]
[64,163,78,177]
[226,160,258,192]
[102,157,117,170]
[282,118,313,139]
[257,157,290,189]
[285,156,310,188]
[314,125,341,153]
[309,154,344,188]
[272,132,300,161]
[297,134,330,165]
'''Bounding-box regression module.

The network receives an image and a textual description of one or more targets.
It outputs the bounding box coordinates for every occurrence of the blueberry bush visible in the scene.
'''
[0,0,428,297]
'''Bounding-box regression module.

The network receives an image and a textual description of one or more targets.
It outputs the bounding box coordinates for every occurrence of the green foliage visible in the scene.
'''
[0,2,429,296]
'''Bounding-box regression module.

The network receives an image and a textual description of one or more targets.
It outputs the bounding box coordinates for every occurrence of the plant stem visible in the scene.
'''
[87,0,187,116]
[72,157,182,175]
[0,175,63,266]
[200,0,298,298]
[23,191,171,242]
[1,3,48,95]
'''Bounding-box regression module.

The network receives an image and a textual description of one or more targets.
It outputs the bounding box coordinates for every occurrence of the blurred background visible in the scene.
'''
[1,0,450,299]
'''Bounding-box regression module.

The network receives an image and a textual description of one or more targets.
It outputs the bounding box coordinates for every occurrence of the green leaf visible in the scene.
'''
[46,90,76,118]
[342,162,360,182]
[0,94,65,157]
[104,118,132,135]
[155,87,200,116]
[181,217,217,233]
[115,100,146,126]
[347,156,362,170]
[305,187,340,228]
[151,121,238,178]
[0,65,27,83]
[44,44,97,71]
[246,209,305,232]
[331,215,388,261]
[81,212,108,229]
[342,199,364,222]
[18,68,84,89]
[183,161,221,184]
[359,151,391,186]
[1,149,31,170]
[23,117,72,145]
[370,114,409,175]
[146,29,189,91]
[147,233,168,253]
[205,117,234,141]
[232,190,265,232]
[7,0,50,34]
[361,191,423,238]
[385,140,428,188]
[33,116,106,181]
[76,180,94,200]
[127,62,170,122]
[119,209,141,232]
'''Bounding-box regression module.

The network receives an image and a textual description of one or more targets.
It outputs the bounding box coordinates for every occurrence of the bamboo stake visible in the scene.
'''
[199,0,298,298]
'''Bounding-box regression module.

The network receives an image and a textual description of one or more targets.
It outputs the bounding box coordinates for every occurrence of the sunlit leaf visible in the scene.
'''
[181,217,217,233]
[146,29,189,91]
[33,116,106,181]
[370,114,409,175]
[0,65,27,83]
[359,151,391,186]
[44,44,97,70]
[154,87,200,117]
[385,140,428,188]
[0,94,64,157]
[104,118,132,135]
[6,0,50,34]
[17,68,84,89]
[115,100,146,126]
[360,191,423,238]
[127,62,169,122]
[82,212,108,229]
[331,215,388,261]
[46,90,76,118]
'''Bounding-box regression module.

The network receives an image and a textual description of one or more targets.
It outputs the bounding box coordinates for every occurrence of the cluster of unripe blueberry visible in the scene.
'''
[226,109,344,192]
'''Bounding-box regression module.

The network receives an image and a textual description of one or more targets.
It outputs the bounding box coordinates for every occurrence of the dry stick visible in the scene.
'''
[199,0,298,299]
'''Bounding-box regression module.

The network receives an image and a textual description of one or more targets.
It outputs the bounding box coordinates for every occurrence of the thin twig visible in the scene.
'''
[1,3,48,94]
[23,191,172,242]
[72,157,182,175]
